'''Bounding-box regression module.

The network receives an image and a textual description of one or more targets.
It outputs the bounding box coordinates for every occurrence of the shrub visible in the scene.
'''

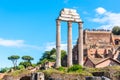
[32,64,37,67]
[9,69,30,77]
[57,67,66,71]
[19,62,31,68]
[0,67,9,73]
[67,65,83,72]
[16,65,25,70]
[0,68,7,73]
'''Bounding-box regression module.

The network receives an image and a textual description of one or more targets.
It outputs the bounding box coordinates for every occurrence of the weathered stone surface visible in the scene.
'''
[58,17,74,21]
[57,8,82,22]
[72,30,120,68]
[85,76,111,80]
[56,20,61,68]
[46,73,85,80]
[31,72,44,80]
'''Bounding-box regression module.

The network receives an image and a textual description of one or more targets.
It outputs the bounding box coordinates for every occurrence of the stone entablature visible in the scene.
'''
[58,8,82,22]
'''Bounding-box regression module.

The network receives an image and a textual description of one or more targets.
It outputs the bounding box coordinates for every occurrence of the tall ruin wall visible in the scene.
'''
[84,30,112,46]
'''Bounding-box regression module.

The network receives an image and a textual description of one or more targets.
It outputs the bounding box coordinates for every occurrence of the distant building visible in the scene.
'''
[65,30,120,68]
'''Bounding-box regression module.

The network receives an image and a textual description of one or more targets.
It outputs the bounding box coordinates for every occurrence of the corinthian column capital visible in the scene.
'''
[67,21,72,27]
[78,22,83,29]
[56,19,61,26]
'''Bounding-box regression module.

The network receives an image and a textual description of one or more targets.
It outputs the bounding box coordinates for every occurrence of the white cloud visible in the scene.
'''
[92,7,120,30]
[44,42,67,51]
[44,41,77,51]
[0,38,41,50]
[0,38,24,47]
[95,7,106,14]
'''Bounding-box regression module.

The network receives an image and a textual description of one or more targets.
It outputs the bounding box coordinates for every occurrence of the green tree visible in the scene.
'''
[37,48,67,64]
[61,50,66,60]
[112,26,120,35]
[8,55,20,69]
[0,67,9,73]
[39,48,56,63]
[20,56,34,68]
[22,56,34,62]
[19,62,31,68]
[16,65,25,70]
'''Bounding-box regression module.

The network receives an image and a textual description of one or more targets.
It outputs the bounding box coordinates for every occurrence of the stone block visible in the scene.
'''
[74,19,82,22]
[58,17,74,21]
[73,15,80,19]
[60,14,72,18]
[31,72,44,80]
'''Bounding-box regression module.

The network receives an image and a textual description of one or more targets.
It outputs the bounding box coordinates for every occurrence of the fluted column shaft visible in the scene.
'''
[67,21,73,67]
[56,20,61,68]
[78,22,83,66]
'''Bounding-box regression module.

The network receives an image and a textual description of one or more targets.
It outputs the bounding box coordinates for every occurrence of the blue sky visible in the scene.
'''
[0,0,120,68]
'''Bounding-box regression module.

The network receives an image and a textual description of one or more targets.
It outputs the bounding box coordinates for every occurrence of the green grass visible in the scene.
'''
[56,66,67,72]
[7,69,30,77]
[40,65,93,77]
[3,65,120,79]
[67,65,83,72]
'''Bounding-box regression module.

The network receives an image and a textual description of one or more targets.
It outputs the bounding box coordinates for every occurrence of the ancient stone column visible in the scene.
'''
[56,20,61,68]
[67,21,73,67]
[78,22,83,66]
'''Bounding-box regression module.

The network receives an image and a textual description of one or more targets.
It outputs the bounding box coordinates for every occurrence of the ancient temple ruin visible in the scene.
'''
[56,8,83,67]
[56,8,120,68]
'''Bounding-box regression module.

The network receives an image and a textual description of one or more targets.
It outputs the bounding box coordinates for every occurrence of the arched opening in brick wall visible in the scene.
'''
[115,39,120,45]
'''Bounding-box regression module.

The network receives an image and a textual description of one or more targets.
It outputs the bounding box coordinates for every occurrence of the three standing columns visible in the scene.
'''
[56,20,83,68]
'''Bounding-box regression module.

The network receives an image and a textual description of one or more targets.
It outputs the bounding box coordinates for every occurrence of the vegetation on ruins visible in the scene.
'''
[19,62,32,68]
[2,48,120,80]
[16,65,25,70]
[57,66,66,72]
[7,69,30,77]
[6,55,35,71]
[8,55,20,69]
[112,26,120,35]
[67,65,83,72]
[2,66,120,80]
[21,56,34,62]
[37,48,67,64]
[19,56,34,68]
[0,67,9,73]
